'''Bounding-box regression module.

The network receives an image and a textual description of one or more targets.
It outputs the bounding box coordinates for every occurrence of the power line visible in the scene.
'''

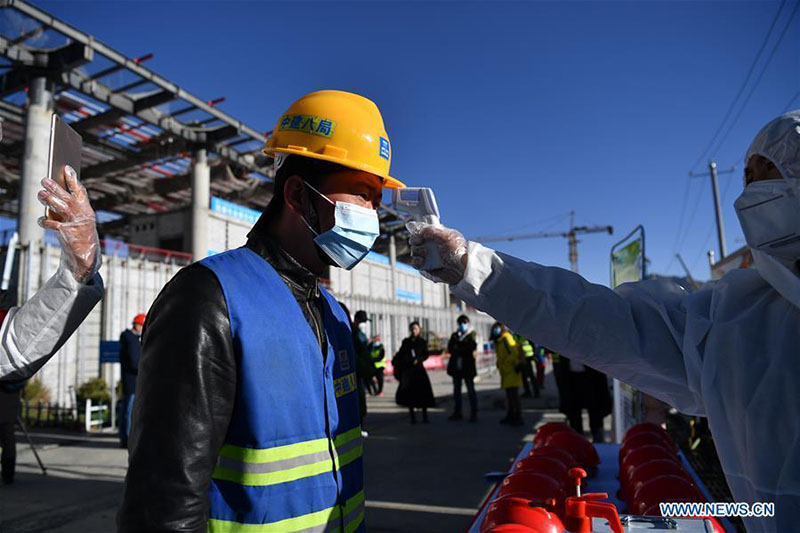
[670,2,793,274]
[710,0,800,157]
[668,2,787,273]
[783,89,800,112]
[688,0,786,172]
[489,211,571,236]
[675,179,708,256]
[665,177,694,274]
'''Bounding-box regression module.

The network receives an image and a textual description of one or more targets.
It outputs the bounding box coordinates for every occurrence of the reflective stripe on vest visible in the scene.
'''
[370,348,386,369]
[517,338,534,359]
[214,427,363,487]
[207,490,365,533]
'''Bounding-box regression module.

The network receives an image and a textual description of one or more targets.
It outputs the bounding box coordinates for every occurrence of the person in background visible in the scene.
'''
[514,334,538,398]
[549,349,568,417]
[119,313,145,448]
[341,303,369,438]
[492,322,524,426]
[551,350,611,442]
[369,334,385,396]
[0,380,22,484]
[446,314,478,422]
[354,311,377,397]
[534,345,548,391]
[0,166,103,382]
[393,321,435,424]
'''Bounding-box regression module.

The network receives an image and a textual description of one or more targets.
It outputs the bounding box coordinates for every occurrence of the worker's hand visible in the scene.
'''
[407,222,468,285]
[37,166,102,284]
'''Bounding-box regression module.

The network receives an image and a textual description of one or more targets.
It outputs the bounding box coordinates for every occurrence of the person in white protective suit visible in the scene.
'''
[0,165,104,382]
[408,111,800,533]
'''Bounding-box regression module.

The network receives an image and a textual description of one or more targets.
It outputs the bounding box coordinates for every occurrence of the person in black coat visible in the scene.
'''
[0,381,22,484]
[551,351,611,442]
[447,315,478,422]
[119,314,145,448]
[392,321,435,424]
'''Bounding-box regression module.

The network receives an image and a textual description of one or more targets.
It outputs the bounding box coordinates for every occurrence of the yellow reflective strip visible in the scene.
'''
[344,490,365,513]
[207,505,339,533]
[344,510,364,533]
[333,426,361,448]
[213,458,333,487]
[334,445,363,470]
[218,438,329,464]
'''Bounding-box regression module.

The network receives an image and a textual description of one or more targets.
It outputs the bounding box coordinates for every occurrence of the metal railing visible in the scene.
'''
[20,399,111,432]
[84,398,108,432]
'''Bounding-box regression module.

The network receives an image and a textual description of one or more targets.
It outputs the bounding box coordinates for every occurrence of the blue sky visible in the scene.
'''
[35,0,799,285]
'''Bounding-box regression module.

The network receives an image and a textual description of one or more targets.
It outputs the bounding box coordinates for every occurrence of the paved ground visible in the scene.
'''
[0,367,600,532]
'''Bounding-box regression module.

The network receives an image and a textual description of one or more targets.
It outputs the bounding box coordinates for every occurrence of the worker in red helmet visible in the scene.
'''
[0,165,103,382]
[119,313,145,448]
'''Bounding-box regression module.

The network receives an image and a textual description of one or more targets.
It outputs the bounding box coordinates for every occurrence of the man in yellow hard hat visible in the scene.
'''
[118,90,404,532]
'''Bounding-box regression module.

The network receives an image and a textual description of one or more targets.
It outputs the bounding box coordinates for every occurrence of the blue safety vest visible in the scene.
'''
[199,247,364,533]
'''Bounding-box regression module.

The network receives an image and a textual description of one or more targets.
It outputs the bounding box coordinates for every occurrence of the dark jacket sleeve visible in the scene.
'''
[417,338,429,363]
[467,333,477,353]
[119,331,130,375]
[119,331,141,376]
[117,264,236,532]
[392,339,409,370]
[127,332,141,375]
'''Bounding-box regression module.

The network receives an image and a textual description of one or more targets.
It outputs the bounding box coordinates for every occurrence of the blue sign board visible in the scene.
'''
[210,197,260,226]
[100,341,121,364]
[395,289,422,302]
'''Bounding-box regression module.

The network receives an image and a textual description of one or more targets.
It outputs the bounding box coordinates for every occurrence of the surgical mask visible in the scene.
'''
[458,322,468,333]
[492,327,501,337]
[358,322,367,333]
[734,178,800,261]
[302,182,380,270]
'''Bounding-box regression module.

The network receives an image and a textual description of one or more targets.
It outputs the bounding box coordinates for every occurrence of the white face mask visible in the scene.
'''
[734,178,800,261]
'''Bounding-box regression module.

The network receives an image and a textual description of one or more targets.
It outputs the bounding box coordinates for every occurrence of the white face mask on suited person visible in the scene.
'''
[734,110,800,306]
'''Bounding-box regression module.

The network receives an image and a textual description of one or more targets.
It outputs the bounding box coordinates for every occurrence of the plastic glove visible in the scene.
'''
[36,165,101,284]
[407,221,468,285]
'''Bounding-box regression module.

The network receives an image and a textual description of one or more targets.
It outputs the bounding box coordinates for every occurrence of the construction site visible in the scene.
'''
[0,1,796,532]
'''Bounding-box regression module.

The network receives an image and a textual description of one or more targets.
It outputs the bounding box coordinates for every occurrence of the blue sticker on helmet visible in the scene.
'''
[379,137,390,160]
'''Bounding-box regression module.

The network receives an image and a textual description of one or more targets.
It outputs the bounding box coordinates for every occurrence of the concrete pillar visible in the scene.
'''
[389,233,397,300]
[191,148,210,260]
[19,77,53,246]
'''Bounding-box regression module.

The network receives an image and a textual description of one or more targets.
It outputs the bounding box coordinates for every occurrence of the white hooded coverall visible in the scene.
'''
[0,265,103,382]
[446,112,800,533]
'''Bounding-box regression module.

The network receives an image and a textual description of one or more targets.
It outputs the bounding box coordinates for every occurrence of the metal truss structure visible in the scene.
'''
[0,0,411,259]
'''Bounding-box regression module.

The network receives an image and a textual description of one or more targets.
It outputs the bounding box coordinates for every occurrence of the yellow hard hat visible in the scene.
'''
[263,90,405,188]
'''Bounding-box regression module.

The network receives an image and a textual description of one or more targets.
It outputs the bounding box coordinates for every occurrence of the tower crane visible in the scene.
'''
[471,212,613,273]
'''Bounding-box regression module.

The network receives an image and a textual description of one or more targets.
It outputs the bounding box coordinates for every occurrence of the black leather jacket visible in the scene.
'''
[117,229,328,532]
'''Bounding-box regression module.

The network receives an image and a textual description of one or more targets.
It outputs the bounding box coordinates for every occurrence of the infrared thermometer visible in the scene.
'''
[392,187,443,271]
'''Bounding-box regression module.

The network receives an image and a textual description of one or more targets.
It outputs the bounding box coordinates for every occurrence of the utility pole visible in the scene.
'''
[690,159,735,261]
[707,250,716,272]
[709,161,727,260]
